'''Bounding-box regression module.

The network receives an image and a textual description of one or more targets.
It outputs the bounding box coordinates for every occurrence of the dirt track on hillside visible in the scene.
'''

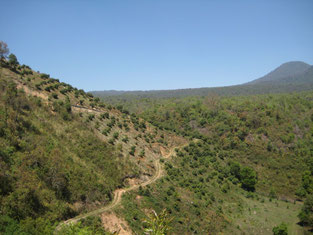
[54,140,188,233]
[55,154,164,231]
[13,84,185,233]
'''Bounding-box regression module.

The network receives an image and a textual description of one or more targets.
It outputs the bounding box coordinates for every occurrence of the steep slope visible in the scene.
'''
[0,75,133,233]
[0,61,186,234]
[247,61,312,85]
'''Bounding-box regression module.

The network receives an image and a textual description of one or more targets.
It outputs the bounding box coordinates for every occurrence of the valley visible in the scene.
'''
[1,2,313,234]
[1,52,313,234]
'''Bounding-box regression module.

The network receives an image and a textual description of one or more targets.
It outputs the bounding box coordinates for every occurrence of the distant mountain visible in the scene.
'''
[91,61,313,100]
[246,61,312,85]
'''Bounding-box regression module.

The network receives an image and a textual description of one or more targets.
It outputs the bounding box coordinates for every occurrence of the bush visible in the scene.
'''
[40,73,50,79]
[298,194,313,226]
[35,84,41,90]
[108,138,115,145]
[122,136,129,143]
[86,92,94,98]
[113,132,119,140]
[129,146,136,156]
[272,222,288,235]
[51,93,58,99]
[240,167,257,191]
[88,114,95,121]
[44,86,52,92]
[139,149,145,157]
[60,88,68,95]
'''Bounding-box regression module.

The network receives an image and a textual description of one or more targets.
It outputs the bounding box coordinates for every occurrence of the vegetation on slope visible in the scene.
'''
[116,140,304,233]
[0,52,185,234]
[110,91,313,234]
[0,70,137,233]
[1,43,313,234]
[247,61,312,85]
[139,93,313,197]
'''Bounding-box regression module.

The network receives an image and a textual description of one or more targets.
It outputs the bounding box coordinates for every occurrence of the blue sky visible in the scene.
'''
[1,0,313,91]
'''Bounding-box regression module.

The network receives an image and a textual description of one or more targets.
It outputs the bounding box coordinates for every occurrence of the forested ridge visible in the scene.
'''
[91,61,313,113]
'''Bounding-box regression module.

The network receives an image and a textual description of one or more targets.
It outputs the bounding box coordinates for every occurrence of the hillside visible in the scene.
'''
[111,90,313,234]
[91,63,313,233]
[1,56,313,234]
[0,59,186,234]
[247,61,312,85]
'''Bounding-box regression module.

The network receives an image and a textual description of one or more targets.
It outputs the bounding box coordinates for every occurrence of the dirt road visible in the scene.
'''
[55,158,163,231]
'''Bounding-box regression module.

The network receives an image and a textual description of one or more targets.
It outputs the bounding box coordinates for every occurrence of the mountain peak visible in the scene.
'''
[248,61,311,84]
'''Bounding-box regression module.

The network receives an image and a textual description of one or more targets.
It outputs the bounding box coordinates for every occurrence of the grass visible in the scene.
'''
[224,192,304,234]
[115,178,308,234]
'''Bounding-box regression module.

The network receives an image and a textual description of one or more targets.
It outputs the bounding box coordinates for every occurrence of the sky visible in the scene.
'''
[1,0,313,91]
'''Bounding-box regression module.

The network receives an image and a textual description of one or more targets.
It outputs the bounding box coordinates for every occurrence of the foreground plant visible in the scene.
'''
[144,209,173,235]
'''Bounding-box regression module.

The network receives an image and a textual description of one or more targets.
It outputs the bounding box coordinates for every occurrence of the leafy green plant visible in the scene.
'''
[144,209,173,235]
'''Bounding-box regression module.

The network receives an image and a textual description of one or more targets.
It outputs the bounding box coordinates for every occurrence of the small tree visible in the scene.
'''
[139,149,145,157]
[298,194,313,226]
[301,171,313,194]
[272,222,288,235]
[0,41,9,59]
[229,161,241,178]
[240,166,257,191]
[122,135,129,143]
[113,132,119,139]
[8,53,19,66]
[51,93,58,99]
[129,146,136,156]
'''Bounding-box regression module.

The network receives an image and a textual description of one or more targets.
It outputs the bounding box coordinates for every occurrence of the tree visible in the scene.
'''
[301,171,313,194]
[272,222,288,235]
[239,166,257,191]
[8,53,19,66]
[229,161,241,178]
[113,132,119,139]
[298,194,313,226]
[0,41,9,59]
[129,146,136,156]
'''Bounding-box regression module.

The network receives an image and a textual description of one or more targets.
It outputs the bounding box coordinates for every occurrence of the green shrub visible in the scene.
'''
[298,194,313,226]
[40,73,50,79]
[240,167,257,192]
[272,222,288,235]
[113,132,119,139]
[51,93,58,99]
[122,136,129,143]
[129,146,136,156]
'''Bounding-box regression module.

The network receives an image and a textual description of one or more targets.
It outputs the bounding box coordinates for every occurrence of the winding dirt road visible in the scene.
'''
[14,76,187,233]
[56,157,164,231]
[55,142,185,232]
